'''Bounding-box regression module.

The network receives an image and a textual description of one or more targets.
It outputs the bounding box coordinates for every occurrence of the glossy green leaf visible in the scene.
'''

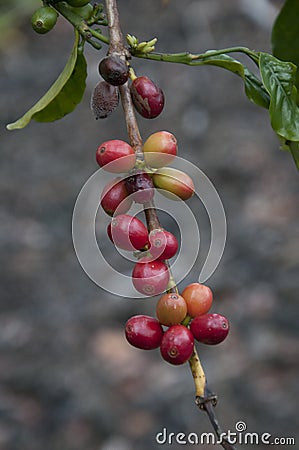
[34,52,87,122]
[7,30,87,130]
[196,53,270,108]
[272,0,299,91]
[197,52,244,76]
[243,66,270,109]
[259,52,299,141]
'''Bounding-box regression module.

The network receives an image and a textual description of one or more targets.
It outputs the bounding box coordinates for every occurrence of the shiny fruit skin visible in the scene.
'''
[160,325,194,365]
[125,315,164,350]
[142,131,177,168]
[91,81,119,119]
[190,313,230,345]
[96,140,136,173]
[149,229,178,260]
[99,56,129,86]
[132,257,169,296]
[130,76,164,119]
[100,178,132,216]
[124,171,155,204]
[31,6,58,34]
[152,167,194,201]
[181,283,213,317]
[66,0,90,7]
[107,214,148,251]
[156,293,187,326]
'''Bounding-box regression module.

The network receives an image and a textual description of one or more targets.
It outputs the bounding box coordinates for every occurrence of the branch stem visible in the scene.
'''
[118,85,143,158]
[132,46,259,66]
[188,347,206,398]
[105,0,123,53]
[52,2,109,45]
[105,2,235,449]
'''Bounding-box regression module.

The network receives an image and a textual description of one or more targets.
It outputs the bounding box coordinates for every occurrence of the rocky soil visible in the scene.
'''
[0,1,298,449]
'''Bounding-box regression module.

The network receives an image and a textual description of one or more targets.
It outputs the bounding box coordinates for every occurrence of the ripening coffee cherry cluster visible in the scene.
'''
[91,57,230,369]
[95,130,196,295]
[105,213,178,296]
[96,131,194,213]
[125,283,230,365]
[91,52,165,120]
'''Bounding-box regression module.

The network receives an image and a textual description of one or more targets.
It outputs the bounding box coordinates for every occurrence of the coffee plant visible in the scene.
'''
[6,0,299,448]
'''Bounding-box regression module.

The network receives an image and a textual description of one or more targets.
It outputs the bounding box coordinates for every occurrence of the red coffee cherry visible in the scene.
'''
[149,229,178,260]
[156,293,187,326]
[124,170,155,204]
[152,167,194,201]
[142,131,177,168]
[91,81,119,119]
[181,283,213,317]
[132,257,169,296]
[160,325,194,365]
[125,315,164,350]
[190,313,230,345]
[130,76,164,119]
[100,177,132,216]
[99,55,129,86]
[96,140,136,173]
[107,214,148,251]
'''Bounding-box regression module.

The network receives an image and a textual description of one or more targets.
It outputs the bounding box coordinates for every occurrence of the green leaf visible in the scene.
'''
[259,52,299,141]
[288,141,299,169]
[7,30,87,130]
[34,52,87,122]
[272,0,299,92]
[198,52,244,76]
[243,66,270,109]
[277,137,299,170]
[196,53,270,109]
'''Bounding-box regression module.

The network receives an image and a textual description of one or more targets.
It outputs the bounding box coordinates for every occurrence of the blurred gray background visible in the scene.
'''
[1,0,298,449]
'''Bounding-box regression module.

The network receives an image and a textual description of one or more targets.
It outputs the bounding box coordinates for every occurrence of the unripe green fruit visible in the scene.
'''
[31,6,58,34]
[66,0,90,7]
[68,3,93,19]
[152,167,195,201]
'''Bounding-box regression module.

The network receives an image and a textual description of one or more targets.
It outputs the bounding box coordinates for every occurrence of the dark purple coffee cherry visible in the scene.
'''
[125,170,155,204]
[91,81,119,119]
[99,55,129,86]
[130,76,164,119]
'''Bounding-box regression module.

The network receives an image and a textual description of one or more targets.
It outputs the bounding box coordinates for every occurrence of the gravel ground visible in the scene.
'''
[1,1,298,449]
